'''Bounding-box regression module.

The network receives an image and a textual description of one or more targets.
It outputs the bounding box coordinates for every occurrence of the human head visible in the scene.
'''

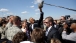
[54,20,57,24]
[70,23,76,31]
[13,16,21,26]
[2,19,7,27]
[44,16,54,27]
[0,18,7,27]
[9,15,14,22]
[12,32,28,43]
[60,16,66,21]
[29,17,35,24]
[21,20,27,28]
[31,28,45,43]
[51,38,61,43]
[24,19,27,22]
[2,41,7,43]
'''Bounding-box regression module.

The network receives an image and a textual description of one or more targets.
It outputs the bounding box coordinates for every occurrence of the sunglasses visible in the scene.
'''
[44,22,49,23]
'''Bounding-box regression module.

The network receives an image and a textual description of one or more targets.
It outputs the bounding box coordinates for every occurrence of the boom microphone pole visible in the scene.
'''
[44,3,76,12]
[39,1,76,12]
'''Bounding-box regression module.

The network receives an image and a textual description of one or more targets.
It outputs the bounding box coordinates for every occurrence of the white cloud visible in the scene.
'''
[21,11,28,14]
[35,13,39,15]
[30,5,34,8]
[0,8,9,12]
[0,8,17,17]
[35,9,39,12]
[7,12,14,15]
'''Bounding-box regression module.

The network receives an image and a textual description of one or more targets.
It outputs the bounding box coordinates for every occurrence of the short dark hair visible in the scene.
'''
[2,41,7,43]
[61,16,66,20]
[13,16,21,22]
[45,16,54,23]
[51,38,61,43]
[12,32,28,43]
[24,19,27,22]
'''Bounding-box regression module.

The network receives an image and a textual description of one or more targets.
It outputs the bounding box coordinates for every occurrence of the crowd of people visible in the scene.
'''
[0,7,76,43]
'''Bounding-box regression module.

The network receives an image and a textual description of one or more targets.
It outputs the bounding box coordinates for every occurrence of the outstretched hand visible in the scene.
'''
[38,1,44,12]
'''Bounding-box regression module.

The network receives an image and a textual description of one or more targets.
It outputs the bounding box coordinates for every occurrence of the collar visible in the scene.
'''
[47,26,52,32]
[46,26,52,36]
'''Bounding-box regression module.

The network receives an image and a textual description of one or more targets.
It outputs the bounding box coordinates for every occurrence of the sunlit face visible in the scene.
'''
[22,22,27,27]
[9,16,14,21]
[44,19,50,27]
[29,18,34,24]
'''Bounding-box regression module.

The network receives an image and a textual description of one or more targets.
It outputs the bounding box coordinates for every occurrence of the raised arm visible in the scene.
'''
[38,1,44,27]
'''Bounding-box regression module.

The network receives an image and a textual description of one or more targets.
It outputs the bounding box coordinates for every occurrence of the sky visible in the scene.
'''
[0,0,76,20]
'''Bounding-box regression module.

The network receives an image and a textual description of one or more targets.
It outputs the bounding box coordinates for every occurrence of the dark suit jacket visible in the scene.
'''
[29,12,44,32]
[46,26,60,43]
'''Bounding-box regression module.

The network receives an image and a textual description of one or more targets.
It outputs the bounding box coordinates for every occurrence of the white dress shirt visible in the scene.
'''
[31,24,34,30]
[54,25,56,28]
[46,26,52,36]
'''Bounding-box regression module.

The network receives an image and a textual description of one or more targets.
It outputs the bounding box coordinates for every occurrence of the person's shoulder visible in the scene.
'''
[51,26,58,33]
[6,27,13,32]
[52,26,57,30]
[16,28,21,31]
[7,27,12,30]
[11,26,19,30]
[15,27,22,32]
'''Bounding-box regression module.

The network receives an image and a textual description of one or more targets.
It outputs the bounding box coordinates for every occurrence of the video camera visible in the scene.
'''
[59,15,76,27]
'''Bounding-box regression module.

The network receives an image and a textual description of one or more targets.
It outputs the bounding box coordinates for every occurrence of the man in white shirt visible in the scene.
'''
[29,7,44,32]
